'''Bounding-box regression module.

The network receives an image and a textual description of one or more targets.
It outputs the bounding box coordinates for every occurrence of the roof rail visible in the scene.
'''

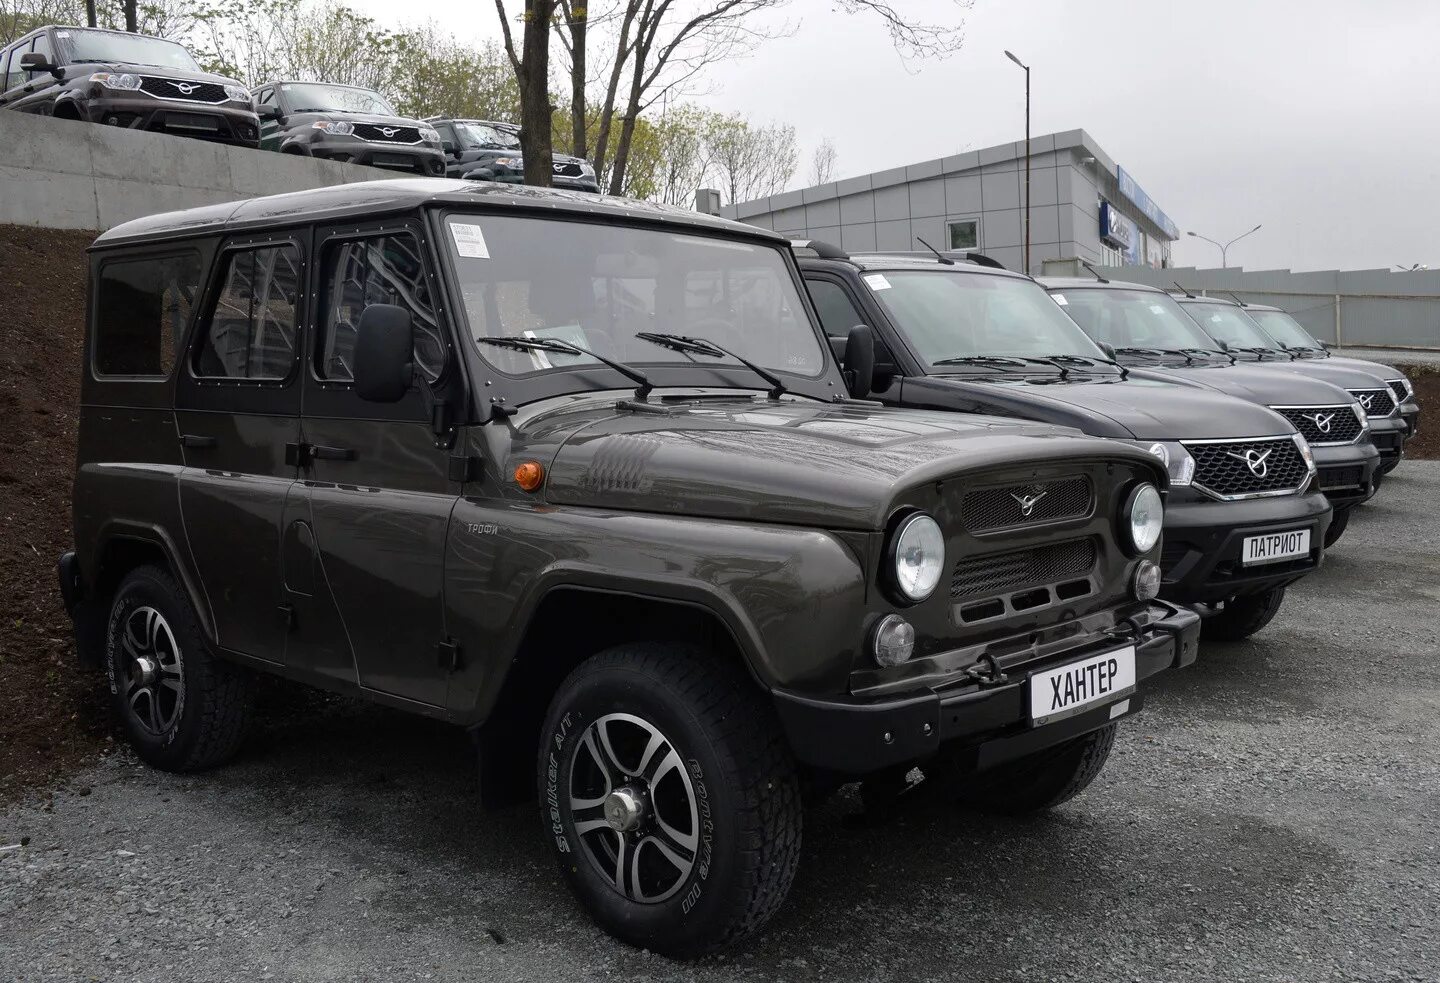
[790,239,849,260]
[964,251,1008,271]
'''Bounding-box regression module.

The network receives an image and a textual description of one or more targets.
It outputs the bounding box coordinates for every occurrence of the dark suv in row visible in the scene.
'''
[61,178,1197,957]
[427,117,601,192]
[254,80,445,175]
[0,25,258,146]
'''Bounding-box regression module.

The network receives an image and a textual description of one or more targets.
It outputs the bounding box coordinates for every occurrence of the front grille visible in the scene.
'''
[353,123,421,144]
[1318,466,1364,490]
[1275,406,1362,444]
[950,539,1097,600]
[139,76,228,104]
[552,161,584,177]
[960,476,1093,533]
[1349,388,1396,417]
[1184,437,1310,499]
[1388,379,1409,401]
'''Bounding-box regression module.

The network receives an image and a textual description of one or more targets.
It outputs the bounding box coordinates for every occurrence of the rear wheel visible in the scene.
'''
[1323,506,1352,548]
[957,724,1118,815]
[537,644,801,958]
[1201,586,1286,642]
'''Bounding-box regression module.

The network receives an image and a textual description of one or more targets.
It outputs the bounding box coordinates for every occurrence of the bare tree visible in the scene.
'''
[122,0,135,30]
[808,137,837,186]
[492,0,557,187]
[706,113,795,204]
[557,0,587,156]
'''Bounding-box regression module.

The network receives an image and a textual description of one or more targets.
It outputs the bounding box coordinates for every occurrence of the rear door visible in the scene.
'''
[174,235,306,662]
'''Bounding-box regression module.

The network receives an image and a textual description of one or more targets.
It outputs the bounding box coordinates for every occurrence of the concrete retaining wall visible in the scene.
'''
[0,112,398,231]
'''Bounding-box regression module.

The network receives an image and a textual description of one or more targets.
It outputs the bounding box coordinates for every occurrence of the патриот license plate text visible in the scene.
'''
[1242,529,1311,566]
[1029,645,1137,726]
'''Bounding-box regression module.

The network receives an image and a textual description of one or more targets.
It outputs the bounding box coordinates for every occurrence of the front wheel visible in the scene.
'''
[1201,585,1287,642]
[956,723,1118,815]
[537,644,802,958]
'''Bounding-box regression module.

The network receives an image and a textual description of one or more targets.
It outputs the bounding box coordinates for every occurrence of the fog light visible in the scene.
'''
[872,614,915,668]
[1133,560,1162,601]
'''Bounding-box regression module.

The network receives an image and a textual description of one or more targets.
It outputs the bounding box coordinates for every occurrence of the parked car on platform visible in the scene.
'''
[253,80,444,175]
[797,243,1330,640]
[0,25,258,146]
[1041,276,1380,545]
[426,117,601,192]
[59,178,1199,957]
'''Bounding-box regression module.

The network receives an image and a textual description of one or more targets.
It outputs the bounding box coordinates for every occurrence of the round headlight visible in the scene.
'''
[889,513,945,603]
[872,614,915,668]
[1123,483,1163,555]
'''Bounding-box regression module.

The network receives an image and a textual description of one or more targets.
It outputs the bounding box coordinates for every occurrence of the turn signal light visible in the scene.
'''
[514,460,545,492]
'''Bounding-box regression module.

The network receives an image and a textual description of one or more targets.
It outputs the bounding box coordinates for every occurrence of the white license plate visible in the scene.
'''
[1029,646,1136,725]
[1241,528,1311,566]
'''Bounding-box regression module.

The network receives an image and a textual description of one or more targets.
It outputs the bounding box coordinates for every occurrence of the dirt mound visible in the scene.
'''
[0,225,111,801]
[1398,364,1438,459]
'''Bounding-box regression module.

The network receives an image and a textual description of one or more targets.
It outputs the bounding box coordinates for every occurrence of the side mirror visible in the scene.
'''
[256,103,283,121]
[20,52,59,77]
[441,140,458,156]
[841,324,875,400]
[1099,341,1118,360]
[1216,339,1231,352]
[353,304,414,403]
[1320,340,1336,350]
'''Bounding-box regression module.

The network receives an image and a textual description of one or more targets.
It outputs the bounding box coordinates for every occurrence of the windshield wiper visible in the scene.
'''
[1042,353,1128,380]
[1116,346,1197,364]
[477,335,652,400]
[635,332,787,400]
[1234,346,1287,360]
[931,355,1031,370]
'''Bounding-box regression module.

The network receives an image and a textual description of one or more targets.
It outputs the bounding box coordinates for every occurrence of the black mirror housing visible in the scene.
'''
[841,324,875,400]
[353,304,414,403]
[1099,341,1118,360]
[257,104,283,121]
[20,51,57,76]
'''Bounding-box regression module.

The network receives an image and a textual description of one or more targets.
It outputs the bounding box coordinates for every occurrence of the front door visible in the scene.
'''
[290,220,457,708]
[175,236,306,662]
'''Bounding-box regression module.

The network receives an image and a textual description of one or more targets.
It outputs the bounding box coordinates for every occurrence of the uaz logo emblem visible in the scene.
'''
[1010,489,1048,517]
[1307,412,1335,434]
[167,81,198,95]
[553,162,567,172]
[379,127,399,138]
[1357,393,1375,410]
[1225,447,1273,477]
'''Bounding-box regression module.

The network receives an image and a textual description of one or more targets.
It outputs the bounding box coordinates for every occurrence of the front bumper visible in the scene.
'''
[1365,416,1408,467]
[81,94,259,146]
[1159,490,1330,603]
[770,600,1199,776]
[293,135,446,174]
[1312,440,1380,506]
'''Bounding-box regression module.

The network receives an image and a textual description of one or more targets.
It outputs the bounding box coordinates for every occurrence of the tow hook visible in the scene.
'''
[960,652,1008,687]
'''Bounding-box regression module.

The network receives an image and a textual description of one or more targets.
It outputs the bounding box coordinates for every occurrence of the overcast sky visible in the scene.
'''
[355,0,1438,272]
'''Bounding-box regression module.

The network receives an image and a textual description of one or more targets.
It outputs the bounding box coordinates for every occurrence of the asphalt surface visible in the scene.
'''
[3,463,1439,983]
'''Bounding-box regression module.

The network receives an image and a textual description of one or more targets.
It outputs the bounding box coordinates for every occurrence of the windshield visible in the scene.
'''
[1056,288,1218,351]
[864,270,1106,367]
[1183,301,1277,349]
[1247,309,1323,351]
[456,122,520,150]
[444,215,826,382]
[281,82,396,115]
[59,28,200,70]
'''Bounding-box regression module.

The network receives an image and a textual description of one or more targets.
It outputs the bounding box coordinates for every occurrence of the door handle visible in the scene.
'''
[179,434,217,449]
[310,445,355,462]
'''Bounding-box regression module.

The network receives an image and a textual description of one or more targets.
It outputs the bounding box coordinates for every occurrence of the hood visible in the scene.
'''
[82,63,244,87]
[955,376,1295,441]
[1254,359,1397,389]
[535,396,1161,530]
[1325,355,1406,381]
[1128,363,1360,408]
[470,148,586,165]
[294,110,431,128]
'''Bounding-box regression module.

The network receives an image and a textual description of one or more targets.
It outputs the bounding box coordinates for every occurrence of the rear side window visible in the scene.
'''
[317,233,444,382]
[3,43,22,92]
[94,253,202,378]
[195,245,302,381]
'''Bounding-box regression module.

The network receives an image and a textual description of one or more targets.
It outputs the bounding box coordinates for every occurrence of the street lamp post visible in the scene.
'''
[1186,224,1262,267]
[1004,49,1030,273]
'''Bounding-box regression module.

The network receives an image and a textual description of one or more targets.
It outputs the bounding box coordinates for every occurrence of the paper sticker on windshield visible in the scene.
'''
[863,273,892,291]
[1149,304,1166,314]
[450,223,490,259]
[1051,293,1068,306]
[56,30,70,37]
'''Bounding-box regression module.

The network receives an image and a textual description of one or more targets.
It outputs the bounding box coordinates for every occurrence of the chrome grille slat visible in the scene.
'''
[1388,379,1408,401]
[353,123,422,144]
[138,76,229,104]
[1183,437,1309,500]
[1275,405,1362,445]
[950,539,1097,600]
[960,476,1092,533]
[1349,388,1397,417]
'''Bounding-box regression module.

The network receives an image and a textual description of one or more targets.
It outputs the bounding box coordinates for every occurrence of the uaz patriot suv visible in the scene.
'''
[1041,277,1381,545]
[59,179,1197,957]
[797,244,1329,640]
[427,117,601,192]
[254,80,445,175]
[0,25,258,146]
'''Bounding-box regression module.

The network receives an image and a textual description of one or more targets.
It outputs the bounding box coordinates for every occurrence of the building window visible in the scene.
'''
[948,220,979,251]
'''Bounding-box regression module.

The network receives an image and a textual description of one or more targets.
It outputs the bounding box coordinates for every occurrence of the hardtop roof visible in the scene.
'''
[1036,276,1166,293]
[93,178,783,247]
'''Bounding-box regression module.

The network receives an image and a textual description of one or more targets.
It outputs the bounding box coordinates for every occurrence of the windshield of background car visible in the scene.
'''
[281,82,396,115]
[1246,309,1323,351]
[1058,288,1218,351]
[60,29,200,70]
[444,215,826,381]
[456,122,520,150]
[865,270,1107,367]
[1184,301,1276,349]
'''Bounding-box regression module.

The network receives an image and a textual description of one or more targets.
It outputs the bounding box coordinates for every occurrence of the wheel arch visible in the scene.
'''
[86,523,214,649]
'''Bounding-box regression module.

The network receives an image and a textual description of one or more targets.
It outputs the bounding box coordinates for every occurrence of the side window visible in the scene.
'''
[27,34,51,77]
[194,245,302,381]
[3,43,22,92]
[94,253,202,378]
[318,234,445,383]
[806,279,866,339]
[435,123,455,146]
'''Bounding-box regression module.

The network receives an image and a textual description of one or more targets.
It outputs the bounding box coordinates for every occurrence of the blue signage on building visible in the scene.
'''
[1099,200,1135,250]
[1115,166,1179,240]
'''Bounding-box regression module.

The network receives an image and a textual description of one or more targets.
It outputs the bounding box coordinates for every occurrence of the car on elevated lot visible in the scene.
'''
[796,243,1329,641]
[59,178,1198,957]
[253,80,445,175]
[1040,276,1382,545]
[426,117,601,193]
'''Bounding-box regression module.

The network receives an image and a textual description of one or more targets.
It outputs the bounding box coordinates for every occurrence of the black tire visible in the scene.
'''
[959,723,1118,815]
[1377,456,1400,476]
[105,565,251,772]
[1323,507,1352,548]
[537,643,802,958]
[1201,586,1287,642]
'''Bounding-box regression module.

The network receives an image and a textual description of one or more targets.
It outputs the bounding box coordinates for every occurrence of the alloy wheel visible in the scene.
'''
[118,606,185,737]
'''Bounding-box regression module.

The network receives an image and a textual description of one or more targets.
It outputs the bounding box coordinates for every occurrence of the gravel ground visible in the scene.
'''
[3,464,1438,983]
[1336,346,1440,368]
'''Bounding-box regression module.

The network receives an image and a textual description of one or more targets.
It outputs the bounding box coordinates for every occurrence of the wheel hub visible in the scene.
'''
[132,655,158,689]
[604,786,646,832]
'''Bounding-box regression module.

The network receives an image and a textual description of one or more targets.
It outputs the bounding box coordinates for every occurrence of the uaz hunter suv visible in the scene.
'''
[0,25,258,146]
[59,178,1197,957]
[798,244,1329,641]
[427,117,601,193]
[1041,277,1380,546]
[254,80,445,175]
